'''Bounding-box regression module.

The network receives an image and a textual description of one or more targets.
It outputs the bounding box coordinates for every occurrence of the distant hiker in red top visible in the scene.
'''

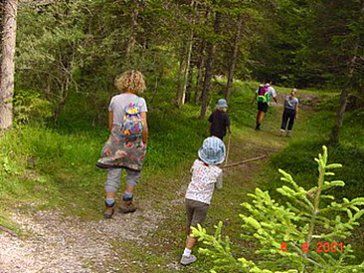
[208,98,231,140]
[252,80,278,130]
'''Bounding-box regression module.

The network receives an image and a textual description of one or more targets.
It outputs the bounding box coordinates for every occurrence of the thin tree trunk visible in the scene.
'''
[53,77,70,123]
[126,0,140,62]
[225,14,243,101]
[194,7,210,104]
[185,61,194,103]
[329,87,349,145]
[195,38,206,104]
[329,4,364,145]
[53,50,74,123]
[199,11,221,119]
[0,0,18,130]
[176,0,195,107]
[329,55,357,145]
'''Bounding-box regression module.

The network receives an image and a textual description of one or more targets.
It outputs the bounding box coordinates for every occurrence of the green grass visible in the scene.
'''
[0,81,363,271]
[254,102,364,263]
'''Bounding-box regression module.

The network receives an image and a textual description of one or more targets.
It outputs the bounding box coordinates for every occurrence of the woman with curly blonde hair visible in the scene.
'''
[97,70,148,218]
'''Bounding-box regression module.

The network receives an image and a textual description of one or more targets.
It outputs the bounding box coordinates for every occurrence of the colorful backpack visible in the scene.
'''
[121,98,143,136]
[257,85,270,103]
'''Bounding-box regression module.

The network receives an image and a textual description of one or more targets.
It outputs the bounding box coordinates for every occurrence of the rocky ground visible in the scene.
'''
[0,201,164,273]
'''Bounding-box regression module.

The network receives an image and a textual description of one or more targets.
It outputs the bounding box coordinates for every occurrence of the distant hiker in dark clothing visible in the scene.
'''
[208,98,231,140]
[252,80,278,130]
[280,88,299,137]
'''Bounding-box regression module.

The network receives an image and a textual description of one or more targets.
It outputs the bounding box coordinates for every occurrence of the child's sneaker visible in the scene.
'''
[180,254,197,266]
[104,201,115,219]
[119,201,137,214]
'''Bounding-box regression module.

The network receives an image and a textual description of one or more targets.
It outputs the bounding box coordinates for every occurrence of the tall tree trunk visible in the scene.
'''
[225,14,243,101]
[329,87,349,145]
[185,61,194,103]
[329,54,358,145]
[53,77,70,123]
[176,0,195,107]
[199,11,221,119]
[126,0,140,63]
[195,38,206,104]
[0,0,18,130]
[329,4,363,145]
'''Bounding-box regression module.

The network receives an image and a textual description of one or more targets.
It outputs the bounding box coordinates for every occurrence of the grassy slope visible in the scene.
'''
[0,81,363,271]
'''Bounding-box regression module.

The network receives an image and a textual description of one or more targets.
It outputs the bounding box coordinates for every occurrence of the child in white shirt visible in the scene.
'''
[180,136,225,266]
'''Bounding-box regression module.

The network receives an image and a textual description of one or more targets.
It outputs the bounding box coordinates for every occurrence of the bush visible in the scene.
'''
[13,89,53,125]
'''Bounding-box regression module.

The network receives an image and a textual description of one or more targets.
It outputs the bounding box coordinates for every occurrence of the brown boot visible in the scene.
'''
[119,200,137,214]
[104,201,115,219]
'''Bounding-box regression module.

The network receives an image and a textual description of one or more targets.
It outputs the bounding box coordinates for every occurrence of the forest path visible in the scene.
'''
[0,200,164,273]
[0,93,320,273]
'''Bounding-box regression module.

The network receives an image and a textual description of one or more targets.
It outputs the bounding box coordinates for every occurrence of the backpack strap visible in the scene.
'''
[134,96,141,111]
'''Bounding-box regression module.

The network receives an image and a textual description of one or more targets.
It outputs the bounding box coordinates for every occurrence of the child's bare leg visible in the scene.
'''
[124,184,134,195]
[104,168,122,218]
[106,191,116,199]
[181,234,198,265]
[186,235,197,250]
[258,111,265,124]
[256,111,264,130]
[120,169,140,213]
[256,111,260,124]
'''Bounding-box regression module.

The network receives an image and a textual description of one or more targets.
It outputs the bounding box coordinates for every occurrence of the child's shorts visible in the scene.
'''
[185,198,209,230]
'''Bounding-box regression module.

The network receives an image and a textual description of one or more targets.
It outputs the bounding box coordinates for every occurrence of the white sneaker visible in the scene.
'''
[286,130,292,137]
[280,129,285,136]
[180,254,197,266]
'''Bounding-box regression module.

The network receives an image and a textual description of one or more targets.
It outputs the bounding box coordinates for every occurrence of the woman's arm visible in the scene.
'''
[141,112,148,145]
[108,111,113,132]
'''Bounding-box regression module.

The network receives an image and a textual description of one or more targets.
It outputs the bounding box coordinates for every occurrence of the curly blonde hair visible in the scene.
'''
[114,70,146,94]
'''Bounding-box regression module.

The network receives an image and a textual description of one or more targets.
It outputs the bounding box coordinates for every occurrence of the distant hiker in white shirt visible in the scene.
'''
[180,136,225,266]
[280,88,299,136]
[252,80,278,130]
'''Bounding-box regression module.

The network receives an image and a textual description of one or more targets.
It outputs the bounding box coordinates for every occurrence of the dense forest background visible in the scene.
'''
[2,0,361,133]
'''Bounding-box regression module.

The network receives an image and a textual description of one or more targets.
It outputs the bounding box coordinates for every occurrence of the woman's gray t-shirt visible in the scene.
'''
[108,93,148,126]
[284,96,299,110]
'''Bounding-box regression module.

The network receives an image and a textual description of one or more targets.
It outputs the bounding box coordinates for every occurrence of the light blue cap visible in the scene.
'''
[198,136,226,165]
[216,98,228,108]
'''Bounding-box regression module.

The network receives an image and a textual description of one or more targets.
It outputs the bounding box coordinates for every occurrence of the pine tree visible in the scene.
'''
[193,146,364,273]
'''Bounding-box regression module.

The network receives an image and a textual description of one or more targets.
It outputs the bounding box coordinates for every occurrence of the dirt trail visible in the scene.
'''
[0,94,318,273]
[0,201,164,273]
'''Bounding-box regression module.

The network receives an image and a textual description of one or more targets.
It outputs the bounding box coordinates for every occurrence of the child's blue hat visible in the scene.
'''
[198,136,226,165]
[216,98,228,108]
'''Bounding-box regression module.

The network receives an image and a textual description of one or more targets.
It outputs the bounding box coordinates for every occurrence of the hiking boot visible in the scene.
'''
[104,201,115,219]
[180,255,197,266]
[119,200,137,214]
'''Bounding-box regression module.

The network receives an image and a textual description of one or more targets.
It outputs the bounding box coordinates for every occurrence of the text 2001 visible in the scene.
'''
[316,242,344,253]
